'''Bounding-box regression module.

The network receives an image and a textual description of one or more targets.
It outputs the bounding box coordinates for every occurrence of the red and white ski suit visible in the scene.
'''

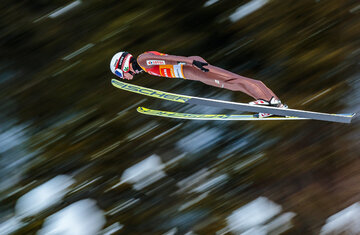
[137,51,279,101]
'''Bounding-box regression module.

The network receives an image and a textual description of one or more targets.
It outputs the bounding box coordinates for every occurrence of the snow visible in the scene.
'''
[320,202,360,235]
[226,197,296,234]
[265,212,296,234]
[163,227,178,235]
[15,175,74,218]
[0,217,23,235]
[102,222,124,235]
[204,0,220,7]
[227,197,282,232]
[38,199,106,235]
[120,154,166,190]
[0,125,27,153]
[62,43,94,61]
[0,121,35,192]
[0,175,75,234]
[229,0,269,22]
[107,198,139,215]
[176,127,223,153]
[241,226,267,235]
[49,0,81,18]
[191,174,228,193]
[178,192,209,211]
[177,168,211,192]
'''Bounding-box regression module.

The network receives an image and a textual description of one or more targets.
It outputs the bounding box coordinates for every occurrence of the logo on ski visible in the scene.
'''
[137,107,309,121]
[112,79,190,103]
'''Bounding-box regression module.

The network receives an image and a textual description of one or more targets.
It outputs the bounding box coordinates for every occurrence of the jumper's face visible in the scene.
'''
[123,66,135,80]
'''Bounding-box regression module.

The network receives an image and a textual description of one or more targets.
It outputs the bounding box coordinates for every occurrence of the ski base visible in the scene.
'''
[137,107,310,121]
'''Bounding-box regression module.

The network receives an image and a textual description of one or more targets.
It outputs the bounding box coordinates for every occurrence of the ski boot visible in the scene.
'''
[249,97,288,118]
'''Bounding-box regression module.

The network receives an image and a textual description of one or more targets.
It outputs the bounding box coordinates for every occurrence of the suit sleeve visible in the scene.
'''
[137,52,194,70]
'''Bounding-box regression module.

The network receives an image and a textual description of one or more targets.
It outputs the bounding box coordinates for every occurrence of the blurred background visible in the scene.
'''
[0,0,359,234]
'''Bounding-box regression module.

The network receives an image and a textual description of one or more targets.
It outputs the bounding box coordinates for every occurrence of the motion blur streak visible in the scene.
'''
[0,0,359,234]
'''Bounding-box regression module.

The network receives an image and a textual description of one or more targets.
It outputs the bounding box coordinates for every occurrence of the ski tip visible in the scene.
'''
[331,113,356,123]
[342,113,357,123]
[340,113,357,117]
[351,112,357,121]
[345,112,357,118]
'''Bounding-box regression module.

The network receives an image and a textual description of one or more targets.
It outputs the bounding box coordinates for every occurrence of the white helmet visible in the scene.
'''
[110,52,133,78]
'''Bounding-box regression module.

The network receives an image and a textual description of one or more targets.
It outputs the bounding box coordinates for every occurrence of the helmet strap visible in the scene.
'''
[131,57,143,73]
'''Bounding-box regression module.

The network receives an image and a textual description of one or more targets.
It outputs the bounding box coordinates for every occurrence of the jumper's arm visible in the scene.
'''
[137,53,194,69]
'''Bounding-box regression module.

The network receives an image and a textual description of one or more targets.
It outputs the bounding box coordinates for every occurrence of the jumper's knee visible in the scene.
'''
[252,80,270,91]
[253,80,265,87]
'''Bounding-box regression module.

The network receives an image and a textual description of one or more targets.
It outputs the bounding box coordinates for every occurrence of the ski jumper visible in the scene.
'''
[137,51,279,101]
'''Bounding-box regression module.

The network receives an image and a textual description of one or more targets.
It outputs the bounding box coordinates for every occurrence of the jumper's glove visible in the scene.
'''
[192,60,209,72]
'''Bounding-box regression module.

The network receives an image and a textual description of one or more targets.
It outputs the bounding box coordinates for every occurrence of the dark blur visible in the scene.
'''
[1,0,360,234]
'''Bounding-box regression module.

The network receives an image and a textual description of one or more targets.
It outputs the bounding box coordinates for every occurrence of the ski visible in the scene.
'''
[111,79,356,123]
[137,107,309,121]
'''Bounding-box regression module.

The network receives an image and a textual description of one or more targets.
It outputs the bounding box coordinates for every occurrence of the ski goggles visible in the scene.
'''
[115,52,132,78]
